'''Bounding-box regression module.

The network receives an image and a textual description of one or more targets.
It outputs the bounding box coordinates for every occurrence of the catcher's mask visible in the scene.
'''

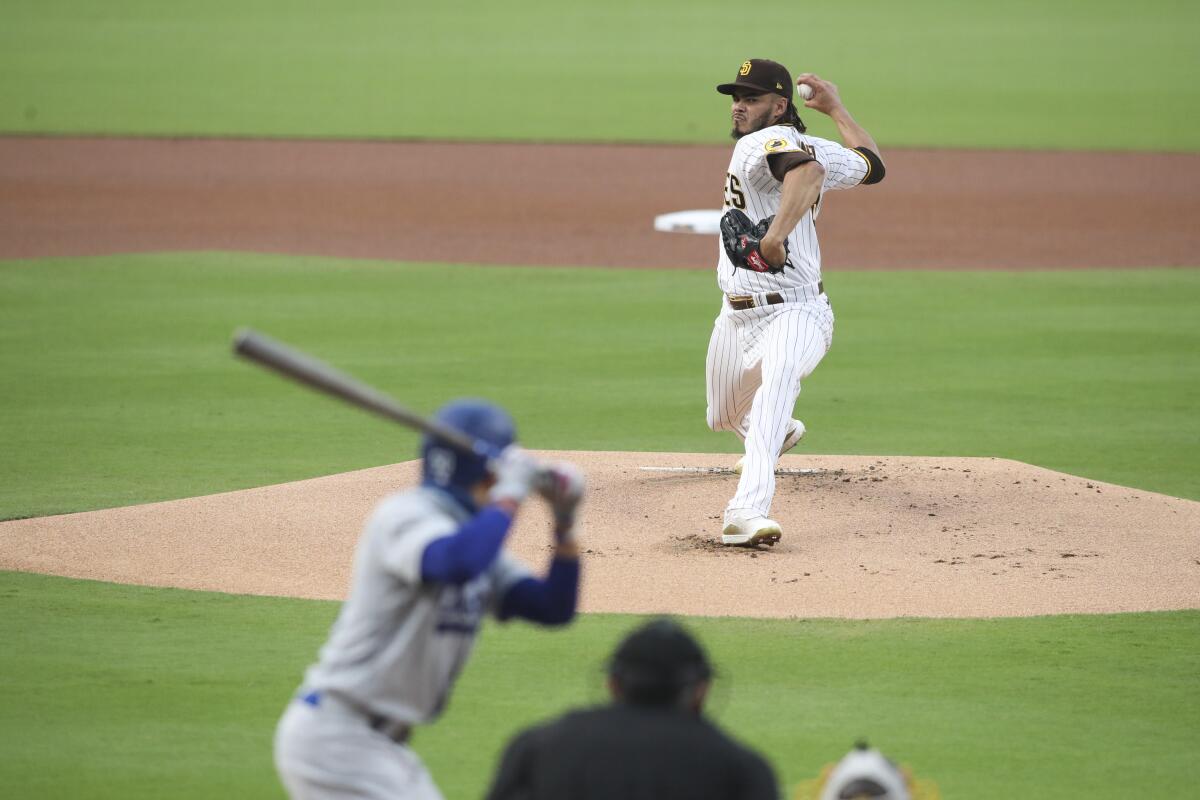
[818,741,912,800]
[607,618,713,708]
[420,399,515,511]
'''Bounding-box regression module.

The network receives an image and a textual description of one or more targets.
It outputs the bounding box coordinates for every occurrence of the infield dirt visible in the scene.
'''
[2,136,1197,618]
[3,452,1197,619]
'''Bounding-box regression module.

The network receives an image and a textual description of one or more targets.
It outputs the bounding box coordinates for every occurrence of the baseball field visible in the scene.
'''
[2,1,1199,798]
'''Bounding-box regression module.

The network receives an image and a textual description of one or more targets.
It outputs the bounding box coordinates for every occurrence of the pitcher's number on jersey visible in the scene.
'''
[724,173,746,209]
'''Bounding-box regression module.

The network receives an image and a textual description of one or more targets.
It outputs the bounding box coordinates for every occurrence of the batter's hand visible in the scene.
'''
[489,446,543,506]
[796,73,843,116]
[536,462,586,544]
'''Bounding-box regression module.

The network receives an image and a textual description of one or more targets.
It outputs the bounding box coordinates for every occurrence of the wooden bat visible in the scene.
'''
[231,328,486,457]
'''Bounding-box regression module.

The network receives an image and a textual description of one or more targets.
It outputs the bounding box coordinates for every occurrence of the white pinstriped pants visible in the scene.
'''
[705,295,834,517]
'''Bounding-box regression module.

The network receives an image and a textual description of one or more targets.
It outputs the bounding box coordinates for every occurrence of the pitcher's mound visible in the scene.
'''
[2,452,1196,619]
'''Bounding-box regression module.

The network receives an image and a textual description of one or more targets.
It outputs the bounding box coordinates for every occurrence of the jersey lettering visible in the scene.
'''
[724,173,746,209]
[435,578,487,635]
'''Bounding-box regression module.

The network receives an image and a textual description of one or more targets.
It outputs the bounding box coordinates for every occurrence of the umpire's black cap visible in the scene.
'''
[717,58,794,100]
[608,618,713,706]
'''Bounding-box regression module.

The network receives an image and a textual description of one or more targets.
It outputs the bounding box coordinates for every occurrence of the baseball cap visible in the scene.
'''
[717,58,794,100]
[608,618,713,706]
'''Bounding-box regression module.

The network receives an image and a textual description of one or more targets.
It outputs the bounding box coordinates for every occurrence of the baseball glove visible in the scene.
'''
[720,209,788,274]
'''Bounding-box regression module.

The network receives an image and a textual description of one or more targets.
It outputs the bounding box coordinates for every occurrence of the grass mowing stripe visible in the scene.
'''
[2,572,1197,799]
[0,572,330,798]
[1,0,1197,150]
[1,254,1197,519]
[819,268,1200,499]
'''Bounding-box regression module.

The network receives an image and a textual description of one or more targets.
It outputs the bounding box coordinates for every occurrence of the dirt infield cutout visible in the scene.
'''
[3,452,1196,619]
[3,137,1199,269]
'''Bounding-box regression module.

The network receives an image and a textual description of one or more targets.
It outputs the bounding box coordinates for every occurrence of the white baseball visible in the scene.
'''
[797,83,814,101]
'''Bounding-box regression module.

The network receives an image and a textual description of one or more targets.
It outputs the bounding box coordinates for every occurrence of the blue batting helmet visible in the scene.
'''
[420,399,516,510]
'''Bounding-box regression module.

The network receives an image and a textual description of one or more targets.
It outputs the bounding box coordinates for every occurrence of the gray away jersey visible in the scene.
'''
[300,487,532,724]
[718,125,872,296]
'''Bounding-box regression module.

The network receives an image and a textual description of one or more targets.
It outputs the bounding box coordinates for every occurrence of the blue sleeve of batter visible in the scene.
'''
[496,557,579,625]
[420,506,513,585]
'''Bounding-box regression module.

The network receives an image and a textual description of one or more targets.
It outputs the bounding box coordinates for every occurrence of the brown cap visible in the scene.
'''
[717,58,793,100]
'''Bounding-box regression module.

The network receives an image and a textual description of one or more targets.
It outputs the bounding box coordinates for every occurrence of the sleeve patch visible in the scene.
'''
[763,137,798,154]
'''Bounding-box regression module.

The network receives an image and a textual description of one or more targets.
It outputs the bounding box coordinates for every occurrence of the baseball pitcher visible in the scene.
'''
[273,399,585,799]
[706,59,885,546]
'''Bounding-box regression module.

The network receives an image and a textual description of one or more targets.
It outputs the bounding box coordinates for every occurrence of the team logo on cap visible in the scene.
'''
[428,447,456,485]
[776,82,784,90]
[739,60,752,76]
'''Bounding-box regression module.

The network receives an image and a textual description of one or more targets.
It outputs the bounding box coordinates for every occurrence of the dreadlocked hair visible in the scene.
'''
[783,101,807,133]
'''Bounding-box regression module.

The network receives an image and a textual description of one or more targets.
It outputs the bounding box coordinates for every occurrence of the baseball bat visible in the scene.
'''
[231,328,485,457]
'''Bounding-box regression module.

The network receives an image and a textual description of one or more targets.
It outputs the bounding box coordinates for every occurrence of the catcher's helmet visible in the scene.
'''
[818,742,911,800]
[420,399,515,510]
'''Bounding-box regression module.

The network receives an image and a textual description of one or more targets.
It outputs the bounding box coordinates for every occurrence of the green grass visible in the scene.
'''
[1,254,1197,519]
[2,571,1197,799]
[2,0,1198,150]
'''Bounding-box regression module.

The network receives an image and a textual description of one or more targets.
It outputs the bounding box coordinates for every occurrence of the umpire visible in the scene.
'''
[484,619,779,800]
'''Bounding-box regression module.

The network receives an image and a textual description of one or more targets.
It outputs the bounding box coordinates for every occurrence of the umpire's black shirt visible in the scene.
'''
[484,703,779,800]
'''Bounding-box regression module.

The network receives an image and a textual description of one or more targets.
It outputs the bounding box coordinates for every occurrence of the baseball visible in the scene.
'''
[797,83,814,101]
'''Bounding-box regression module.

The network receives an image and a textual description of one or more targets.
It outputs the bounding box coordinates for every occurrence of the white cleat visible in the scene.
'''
[732,419,806,475]
[721,512,783,547]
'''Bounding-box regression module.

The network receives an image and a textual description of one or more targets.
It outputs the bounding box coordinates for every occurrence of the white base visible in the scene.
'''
[652,209,723,235]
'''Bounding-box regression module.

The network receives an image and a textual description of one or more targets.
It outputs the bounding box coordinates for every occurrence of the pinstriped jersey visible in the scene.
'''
[717,124,872,295]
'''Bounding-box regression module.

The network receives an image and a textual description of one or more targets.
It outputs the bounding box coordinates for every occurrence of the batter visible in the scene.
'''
[706,59,885,546]
[273,399,585,799]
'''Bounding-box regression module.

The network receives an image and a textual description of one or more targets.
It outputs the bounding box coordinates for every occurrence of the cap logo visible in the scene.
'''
[739,60,752,76]
[428,447,456,485]
[776,82,784,90]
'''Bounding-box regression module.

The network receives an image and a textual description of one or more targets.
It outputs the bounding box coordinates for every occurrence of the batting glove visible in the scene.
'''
[537,461,586,544]
[488,446,542,506]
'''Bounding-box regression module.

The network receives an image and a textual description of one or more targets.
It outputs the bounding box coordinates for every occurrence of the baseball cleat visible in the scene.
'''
[721,513,783,547]
[732,419,806,475]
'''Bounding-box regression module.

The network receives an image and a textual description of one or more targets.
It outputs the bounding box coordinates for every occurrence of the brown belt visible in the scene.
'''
[302,690,412,744]
[727,282,823,311]
[368,714,412,744]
